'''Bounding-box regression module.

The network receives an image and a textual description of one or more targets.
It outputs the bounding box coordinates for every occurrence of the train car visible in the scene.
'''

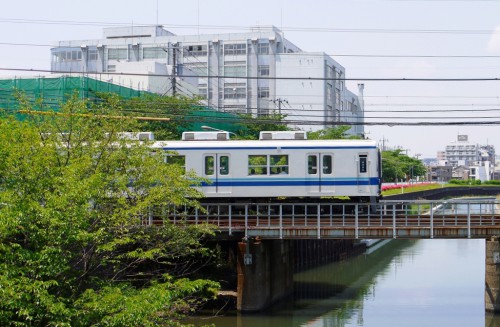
[153,131,381,202]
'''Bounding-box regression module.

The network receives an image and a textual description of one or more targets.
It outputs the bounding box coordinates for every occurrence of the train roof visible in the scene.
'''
[153,138,378,150]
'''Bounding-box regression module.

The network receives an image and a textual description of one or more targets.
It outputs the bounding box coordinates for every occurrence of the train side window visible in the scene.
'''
[270,155,288,175]
[248,155,267,175]
[308,155,318,174]
[219,156,229,175]
[323,155,332,174]
[205,156,215,175]
[165,154,186,171]
[359,155,367,173]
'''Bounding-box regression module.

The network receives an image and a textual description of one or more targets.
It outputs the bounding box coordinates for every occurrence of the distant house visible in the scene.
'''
[452,166,469,180]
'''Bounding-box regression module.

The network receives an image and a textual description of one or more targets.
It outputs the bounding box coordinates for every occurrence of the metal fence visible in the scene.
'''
[141,199,500,239]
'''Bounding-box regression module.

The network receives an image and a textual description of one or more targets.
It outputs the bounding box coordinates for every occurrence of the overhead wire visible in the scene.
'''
[1,18,500,35]
[2,67,500,82]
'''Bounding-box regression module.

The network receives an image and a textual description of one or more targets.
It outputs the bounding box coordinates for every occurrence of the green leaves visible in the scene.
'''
[307,126,355,140]
[381,149,426,183]
[0,93,218,326]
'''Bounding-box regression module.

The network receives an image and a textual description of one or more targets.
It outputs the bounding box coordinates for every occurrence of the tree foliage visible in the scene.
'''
[381,149,426,183]
[0,94,218,326]
[307,126,358,140]
[235,113,290,139]
[99,93,201,140]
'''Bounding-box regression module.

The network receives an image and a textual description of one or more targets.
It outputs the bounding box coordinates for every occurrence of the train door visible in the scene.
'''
[203,153,232,194]
[306,153,334,194]
[357,153,370,193]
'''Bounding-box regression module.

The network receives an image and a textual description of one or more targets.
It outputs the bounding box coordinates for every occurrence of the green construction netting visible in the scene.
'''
[0,76,242,133]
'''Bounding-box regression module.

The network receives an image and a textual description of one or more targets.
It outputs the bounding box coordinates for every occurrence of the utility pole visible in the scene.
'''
[380,136,389,152]
[162,44,178,97]
[171,43,178,96]
[272,98,288,115]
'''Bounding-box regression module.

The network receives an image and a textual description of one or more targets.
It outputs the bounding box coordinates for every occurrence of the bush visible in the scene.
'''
[449,179,482,185]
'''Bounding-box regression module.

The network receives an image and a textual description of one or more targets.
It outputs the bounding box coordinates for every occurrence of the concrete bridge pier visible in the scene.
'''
[236,238,293,312]
[485,236,500,312]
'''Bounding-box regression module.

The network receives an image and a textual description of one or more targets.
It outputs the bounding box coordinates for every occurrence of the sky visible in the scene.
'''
[1,0,500,158]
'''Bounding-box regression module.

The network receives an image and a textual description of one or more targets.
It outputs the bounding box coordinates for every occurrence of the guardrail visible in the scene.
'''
[141,199,500,239]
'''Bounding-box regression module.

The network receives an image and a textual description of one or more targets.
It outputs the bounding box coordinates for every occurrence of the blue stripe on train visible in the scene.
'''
[200,178,380,187]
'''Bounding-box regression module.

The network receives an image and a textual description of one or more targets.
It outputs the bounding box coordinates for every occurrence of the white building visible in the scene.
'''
[50,25,364,135]
[445,135,480,168]
[444,135,495,181]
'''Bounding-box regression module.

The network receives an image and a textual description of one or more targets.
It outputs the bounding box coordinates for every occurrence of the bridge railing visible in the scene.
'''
[140,199,500,239]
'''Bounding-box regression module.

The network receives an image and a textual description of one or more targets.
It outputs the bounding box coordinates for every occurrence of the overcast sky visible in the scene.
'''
[2,0,500,158]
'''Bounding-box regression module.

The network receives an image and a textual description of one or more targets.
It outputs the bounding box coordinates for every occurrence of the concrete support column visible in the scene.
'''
[236,239,293,312]
[485,236,500,312]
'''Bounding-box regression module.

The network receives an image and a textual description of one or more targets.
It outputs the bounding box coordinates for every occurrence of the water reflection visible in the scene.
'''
[190,239,492,327]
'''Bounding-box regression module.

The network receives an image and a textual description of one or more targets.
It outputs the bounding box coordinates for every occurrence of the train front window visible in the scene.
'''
[205,156,215,175]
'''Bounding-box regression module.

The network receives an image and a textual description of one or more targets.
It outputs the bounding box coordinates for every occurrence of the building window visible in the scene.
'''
[143,47,165,59]
[224,83,246,99]
[107,65,116,72]
[258,43,269,55]
[224,43,246,55]
[53,50,83,62]
[184,63,207,76]
[222,105,246,113]
[108,48,128,60]
[326,65,334,79]
[258,65,270,77]
[198,83,208,99]
[224,61,246,77]
[326,86,333,103]
[258,87,269,99]
[88,49,98,61]
[183,45,208,57]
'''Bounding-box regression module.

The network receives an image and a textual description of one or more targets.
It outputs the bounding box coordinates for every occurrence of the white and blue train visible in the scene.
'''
[153,131,382,202]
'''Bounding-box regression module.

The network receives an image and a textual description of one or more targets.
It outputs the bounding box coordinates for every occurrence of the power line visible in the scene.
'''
[0,18,499,35]
[2,67,500,82]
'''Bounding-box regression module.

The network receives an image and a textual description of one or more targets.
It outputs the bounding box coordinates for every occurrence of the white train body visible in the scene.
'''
[153,132,381,201]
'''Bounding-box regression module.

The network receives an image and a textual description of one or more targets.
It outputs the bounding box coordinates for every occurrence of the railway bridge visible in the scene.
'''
[146,198,500,312]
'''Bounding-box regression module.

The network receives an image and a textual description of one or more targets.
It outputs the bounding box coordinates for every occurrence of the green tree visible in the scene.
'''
[0,94,218,326]
[235,113,290,139]
[382,149,426,183]
[98,93,201,140]
[307,126,358,140]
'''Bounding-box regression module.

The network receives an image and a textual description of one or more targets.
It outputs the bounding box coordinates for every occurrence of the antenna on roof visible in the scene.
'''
[197,0,200,35]
[156,0,159,26]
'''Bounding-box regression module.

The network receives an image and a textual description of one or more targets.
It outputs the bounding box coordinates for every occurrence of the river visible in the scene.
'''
[189,198,500,326]
[189,238,500,326]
